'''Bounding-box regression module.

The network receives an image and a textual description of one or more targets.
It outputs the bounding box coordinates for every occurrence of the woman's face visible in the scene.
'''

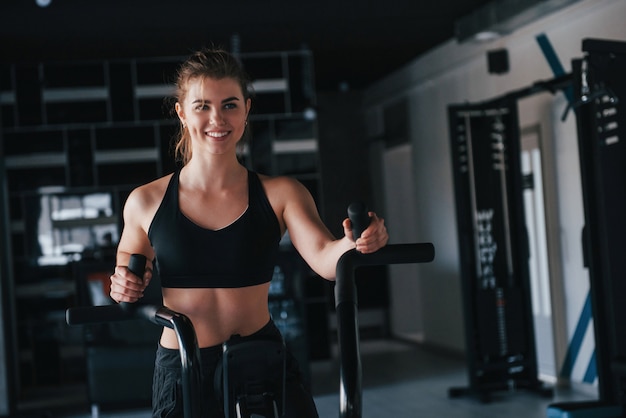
[176,76,250,157]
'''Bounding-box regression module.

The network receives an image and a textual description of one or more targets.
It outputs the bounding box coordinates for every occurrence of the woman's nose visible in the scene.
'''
[210,109,225,125]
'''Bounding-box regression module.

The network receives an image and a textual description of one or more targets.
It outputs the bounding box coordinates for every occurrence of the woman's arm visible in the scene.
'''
[276,177,388,280]
[109,186,156,303]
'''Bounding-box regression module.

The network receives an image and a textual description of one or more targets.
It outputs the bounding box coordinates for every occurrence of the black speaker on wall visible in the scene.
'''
[487,49,509,74]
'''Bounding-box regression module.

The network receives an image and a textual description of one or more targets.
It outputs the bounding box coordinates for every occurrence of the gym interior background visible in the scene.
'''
[1,0,625,416]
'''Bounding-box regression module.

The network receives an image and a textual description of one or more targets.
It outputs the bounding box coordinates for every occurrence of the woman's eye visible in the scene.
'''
[224,103,237,110]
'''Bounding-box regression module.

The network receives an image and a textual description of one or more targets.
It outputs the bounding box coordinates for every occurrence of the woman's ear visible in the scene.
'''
[245,98,251,119]
[175,102,185,125]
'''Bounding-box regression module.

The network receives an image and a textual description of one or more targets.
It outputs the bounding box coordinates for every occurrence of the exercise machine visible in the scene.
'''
[447,99,553,402]
[547,38,626,418]
[67,254,286,418]
[66,202,436,418]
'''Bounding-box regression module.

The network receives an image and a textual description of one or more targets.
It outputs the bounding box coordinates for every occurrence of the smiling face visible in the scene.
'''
[175,76,251,158]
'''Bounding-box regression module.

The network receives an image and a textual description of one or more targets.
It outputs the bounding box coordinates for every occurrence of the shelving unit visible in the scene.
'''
[0,48,330,402]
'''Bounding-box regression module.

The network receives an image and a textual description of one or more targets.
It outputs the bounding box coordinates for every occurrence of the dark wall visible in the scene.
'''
[316,90,389,320]
[0,142,17,416]
[316,91,373,236]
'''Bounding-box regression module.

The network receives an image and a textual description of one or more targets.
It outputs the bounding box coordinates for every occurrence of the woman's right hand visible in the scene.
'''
[109,263,152,304]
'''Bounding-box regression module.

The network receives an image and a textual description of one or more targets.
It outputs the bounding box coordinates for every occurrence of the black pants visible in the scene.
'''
[152,320,319,418]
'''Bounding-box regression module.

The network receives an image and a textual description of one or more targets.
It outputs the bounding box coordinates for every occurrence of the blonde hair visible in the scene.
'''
[171,48,252,165]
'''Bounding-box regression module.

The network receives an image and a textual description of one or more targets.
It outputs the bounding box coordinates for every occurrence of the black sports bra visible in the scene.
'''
[148,170,281,288]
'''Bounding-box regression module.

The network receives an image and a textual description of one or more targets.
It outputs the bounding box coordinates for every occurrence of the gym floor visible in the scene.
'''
[20,339,596,418]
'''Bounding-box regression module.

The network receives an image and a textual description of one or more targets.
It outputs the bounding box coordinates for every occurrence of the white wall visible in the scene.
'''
[382,144,424,342]
[363,0,626,380]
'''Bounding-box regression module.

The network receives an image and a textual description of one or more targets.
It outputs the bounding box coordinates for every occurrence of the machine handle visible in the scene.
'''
[120,253,147,311]
[66,253,147,324]
[336,206,435,418]
[65,254,202,418]
[347,201,371,240]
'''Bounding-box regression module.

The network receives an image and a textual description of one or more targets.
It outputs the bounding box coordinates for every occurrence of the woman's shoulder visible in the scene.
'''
[257,173,307,195]
[126,172,175,212]
[257,173,315,213]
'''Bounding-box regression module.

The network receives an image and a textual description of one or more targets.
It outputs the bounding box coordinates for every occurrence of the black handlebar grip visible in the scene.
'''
[128,253,147,278]
[347,201,371,240]
[120,253,147,311]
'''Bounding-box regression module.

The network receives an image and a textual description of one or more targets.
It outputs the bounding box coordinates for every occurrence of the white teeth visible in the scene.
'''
[207,131,228,138]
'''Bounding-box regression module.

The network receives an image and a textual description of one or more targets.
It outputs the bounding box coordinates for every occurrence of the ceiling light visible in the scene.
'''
[36,0,52,7]
[474,31,501,42]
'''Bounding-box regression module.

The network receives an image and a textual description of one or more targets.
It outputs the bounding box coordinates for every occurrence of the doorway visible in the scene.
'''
[520,124,559,381]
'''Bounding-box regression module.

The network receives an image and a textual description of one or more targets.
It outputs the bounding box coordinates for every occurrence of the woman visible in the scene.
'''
[109,48,388,417]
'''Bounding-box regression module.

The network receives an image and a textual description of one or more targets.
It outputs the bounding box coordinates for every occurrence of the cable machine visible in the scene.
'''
[548,38,626,418]
[447,75,571,403]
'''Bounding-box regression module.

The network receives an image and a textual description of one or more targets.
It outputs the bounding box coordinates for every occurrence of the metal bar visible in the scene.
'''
[335,243,435,418]
[66,303,202,418]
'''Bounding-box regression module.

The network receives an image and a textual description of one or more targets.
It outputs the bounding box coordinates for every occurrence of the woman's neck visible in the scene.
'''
[181,156,247,191]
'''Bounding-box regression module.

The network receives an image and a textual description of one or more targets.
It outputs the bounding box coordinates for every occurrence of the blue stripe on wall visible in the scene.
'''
[560,292,593,379]
[534,32,594,383]
[584,350,597,384]
[535,33,574,103]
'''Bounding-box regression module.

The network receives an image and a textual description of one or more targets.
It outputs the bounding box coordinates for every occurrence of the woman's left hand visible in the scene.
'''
[342,212,389,253]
